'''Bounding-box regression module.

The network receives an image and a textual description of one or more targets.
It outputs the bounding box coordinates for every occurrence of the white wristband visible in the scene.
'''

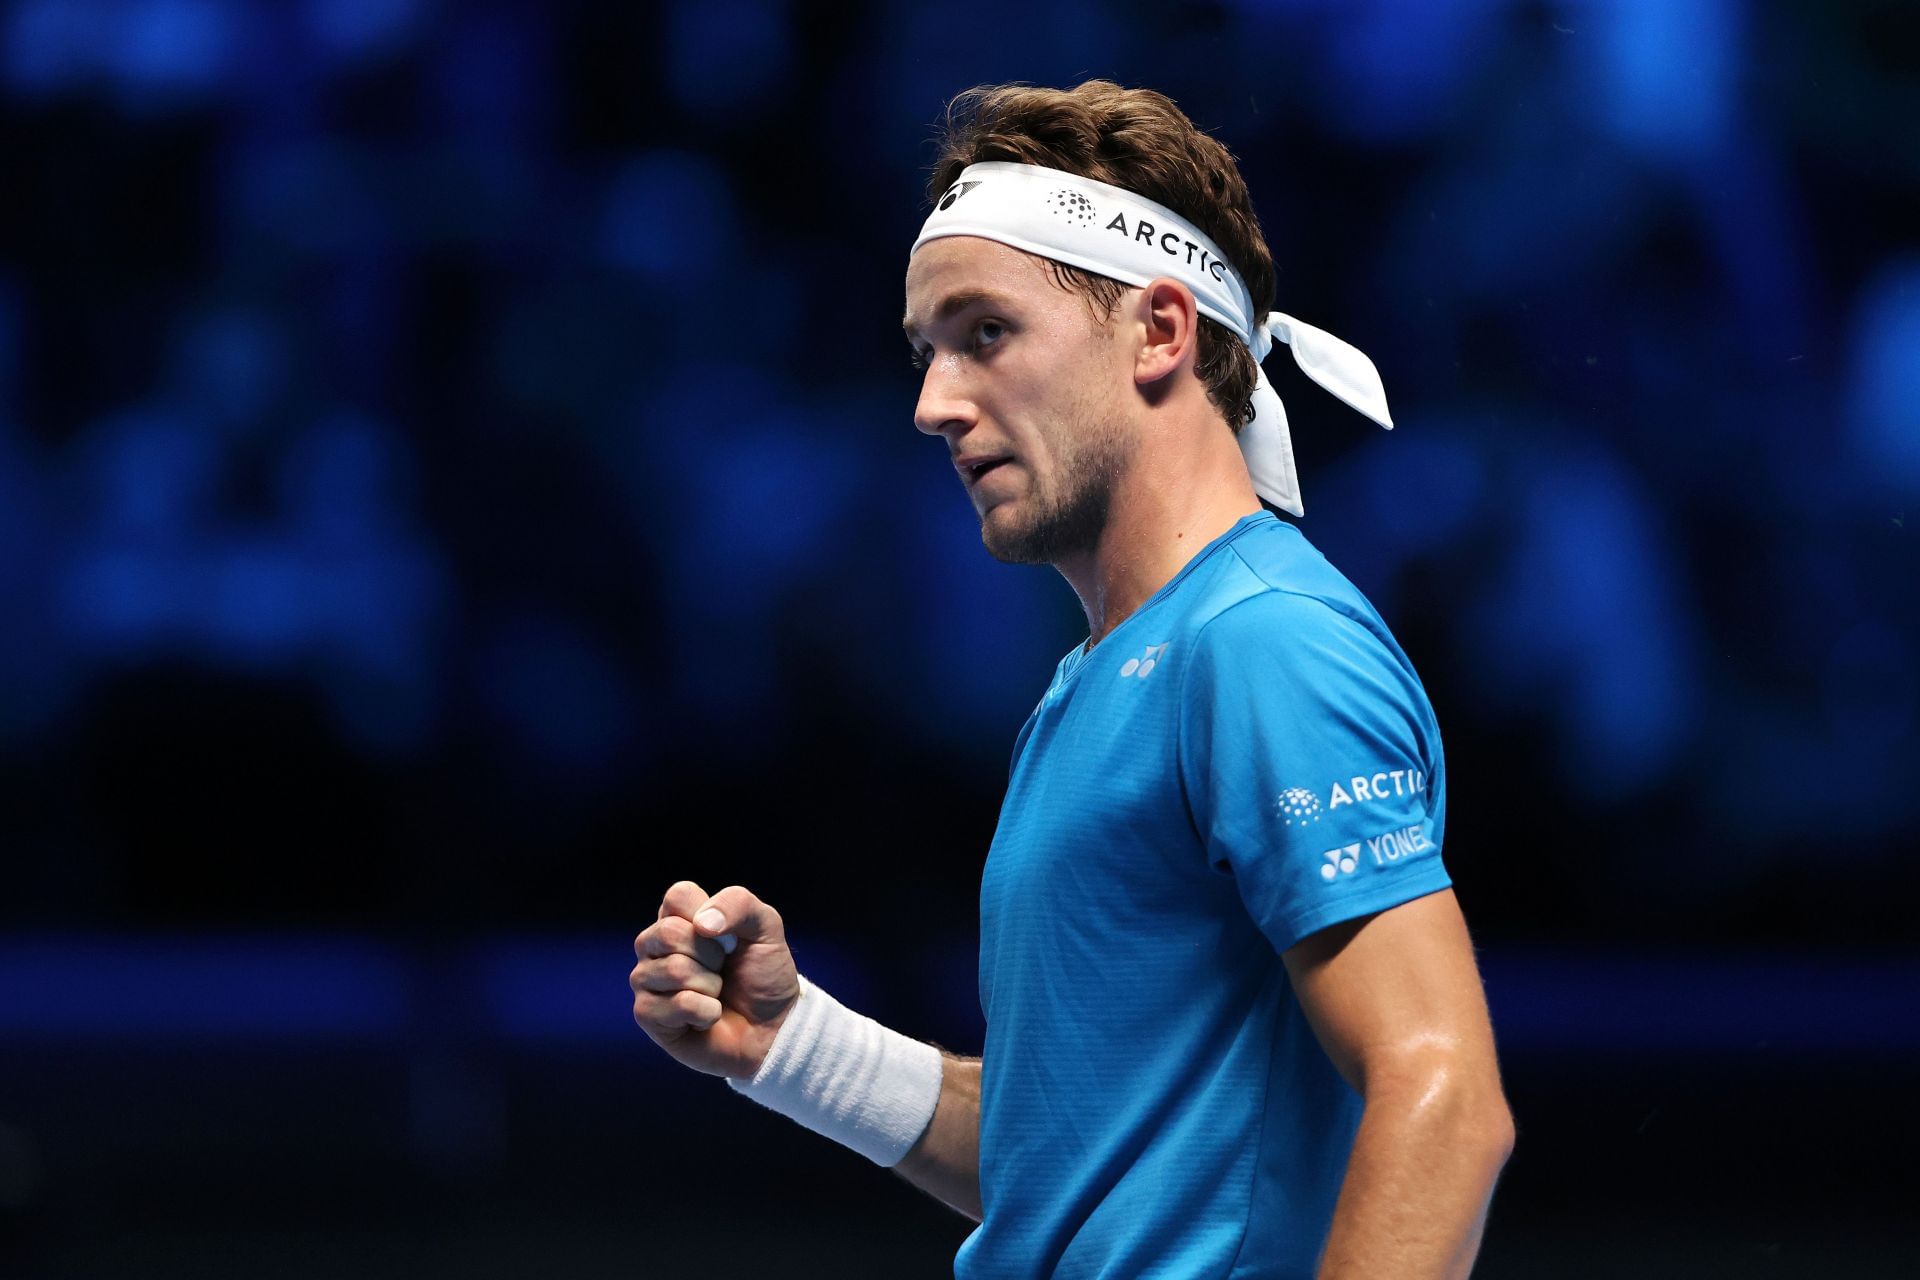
[726,973,944,1168]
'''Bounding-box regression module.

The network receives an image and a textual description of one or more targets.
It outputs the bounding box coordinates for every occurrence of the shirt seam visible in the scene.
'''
[1222,542,1382,637]
[1177,559,1375,865]
[1222,967,1286,1280]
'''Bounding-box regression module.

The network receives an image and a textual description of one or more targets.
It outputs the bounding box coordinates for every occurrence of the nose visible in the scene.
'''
[913,364,977,438]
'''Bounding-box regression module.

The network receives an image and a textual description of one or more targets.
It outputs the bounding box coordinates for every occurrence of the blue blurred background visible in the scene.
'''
[1,0,1916,1274]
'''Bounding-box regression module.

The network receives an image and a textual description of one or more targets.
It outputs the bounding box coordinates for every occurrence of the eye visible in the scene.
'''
[907,319,1005,372]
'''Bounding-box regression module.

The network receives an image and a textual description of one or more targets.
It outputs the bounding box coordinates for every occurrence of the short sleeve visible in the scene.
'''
[1178,590,1450,954]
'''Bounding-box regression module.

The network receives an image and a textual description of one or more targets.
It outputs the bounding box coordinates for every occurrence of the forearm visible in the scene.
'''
[1316,1082,1514,1279]
[891,1052,982,1222]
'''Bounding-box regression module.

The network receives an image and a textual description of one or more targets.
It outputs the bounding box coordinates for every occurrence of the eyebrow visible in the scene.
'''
[902,288,1006,344]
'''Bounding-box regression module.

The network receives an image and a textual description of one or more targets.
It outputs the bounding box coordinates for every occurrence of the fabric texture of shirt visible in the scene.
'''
[954,509,1452,1279]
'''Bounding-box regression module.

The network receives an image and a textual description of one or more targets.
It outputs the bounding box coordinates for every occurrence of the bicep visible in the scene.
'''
[1281,888,1503,1100]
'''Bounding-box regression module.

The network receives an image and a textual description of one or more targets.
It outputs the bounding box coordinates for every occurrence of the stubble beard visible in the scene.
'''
[980,412,1135,567]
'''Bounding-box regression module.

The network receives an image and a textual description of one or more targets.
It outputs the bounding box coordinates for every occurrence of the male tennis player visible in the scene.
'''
[632,81,1513,1278]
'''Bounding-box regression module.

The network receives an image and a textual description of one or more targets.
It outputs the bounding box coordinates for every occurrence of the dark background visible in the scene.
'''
[2,0,1916,1275]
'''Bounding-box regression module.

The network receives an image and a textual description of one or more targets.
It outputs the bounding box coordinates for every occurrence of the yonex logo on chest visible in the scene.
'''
[1118,643,1170,679]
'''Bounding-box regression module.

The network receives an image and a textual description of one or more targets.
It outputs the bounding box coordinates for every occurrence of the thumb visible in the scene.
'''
[692,885,784,951]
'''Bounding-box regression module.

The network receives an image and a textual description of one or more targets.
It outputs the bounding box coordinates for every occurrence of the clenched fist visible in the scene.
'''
[631,880,800,1079]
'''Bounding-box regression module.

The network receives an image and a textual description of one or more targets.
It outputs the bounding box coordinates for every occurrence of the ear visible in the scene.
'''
[1132,277,1200,388]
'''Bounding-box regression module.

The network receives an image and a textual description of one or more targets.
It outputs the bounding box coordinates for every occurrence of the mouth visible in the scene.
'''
[957,457,1013,485]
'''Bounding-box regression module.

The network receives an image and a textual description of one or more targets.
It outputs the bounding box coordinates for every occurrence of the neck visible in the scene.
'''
[1054,411,1263,652]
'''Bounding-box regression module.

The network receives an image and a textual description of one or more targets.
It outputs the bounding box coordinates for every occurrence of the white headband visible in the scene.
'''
[910,161,1393,517]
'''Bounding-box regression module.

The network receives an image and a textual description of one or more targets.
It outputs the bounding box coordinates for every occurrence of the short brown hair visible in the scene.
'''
[927,80,1275,434]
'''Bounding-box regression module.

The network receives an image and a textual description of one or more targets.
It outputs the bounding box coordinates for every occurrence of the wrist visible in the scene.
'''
[726,973,943,1168]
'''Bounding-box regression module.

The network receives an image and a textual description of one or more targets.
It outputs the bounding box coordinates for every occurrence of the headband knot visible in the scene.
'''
[913,161,1394,517]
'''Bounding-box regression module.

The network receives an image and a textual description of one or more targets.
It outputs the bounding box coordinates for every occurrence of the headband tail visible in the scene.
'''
[1267,312,1395,429]
[1239,369,1304,517]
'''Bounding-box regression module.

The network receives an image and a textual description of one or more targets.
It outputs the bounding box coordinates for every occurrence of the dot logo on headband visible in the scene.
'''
[937,180,984,211]
[1047,189,1096,227]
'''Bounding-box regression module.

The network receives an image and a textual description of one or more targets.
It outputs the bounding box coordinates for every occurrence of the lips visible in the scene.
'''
[956,456,1012,483]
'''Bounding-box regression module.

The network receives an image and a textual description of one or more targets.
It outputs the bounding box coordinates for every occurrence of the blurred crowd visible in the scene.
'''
[0,0,1914,942]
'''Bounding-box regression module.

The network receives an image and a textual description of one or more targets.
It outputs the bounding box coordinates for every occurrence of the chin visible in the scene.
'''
[976,506,1030,563]
[977,505,1057,567]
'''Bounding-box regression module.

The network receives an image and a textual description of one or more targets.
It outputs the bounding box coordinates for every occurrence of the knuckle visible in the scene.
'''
[720,886,775,925]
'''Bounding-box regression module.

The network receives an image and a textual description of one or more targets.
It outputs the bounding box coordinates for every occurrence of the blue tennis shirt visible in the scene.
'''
[954,509,1451,1279]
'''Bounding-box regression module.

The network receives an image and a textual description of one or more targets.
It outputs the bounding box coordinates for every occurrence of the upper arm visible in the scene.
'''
[1282,887,1508,1115]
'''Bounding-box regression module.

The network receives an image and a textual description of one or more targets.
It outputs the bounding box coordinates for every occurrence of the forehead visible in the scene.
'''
[902,237,1058,338]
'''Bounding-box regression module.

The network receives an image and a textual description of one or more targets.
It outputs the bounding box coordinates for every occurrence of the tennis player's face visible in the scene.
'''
[904,237,1136,566]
